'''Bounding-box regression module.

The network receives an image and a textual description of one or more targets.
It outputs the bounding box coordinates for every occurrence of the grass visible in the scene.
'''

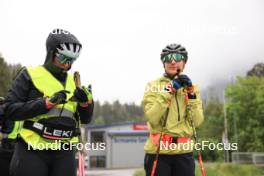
[134,163,263,176]
[134,170,145,176]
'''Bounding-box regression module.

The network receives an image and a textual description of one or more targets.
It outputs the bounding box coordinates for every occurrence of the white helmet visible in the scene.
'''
[57,43,81,58]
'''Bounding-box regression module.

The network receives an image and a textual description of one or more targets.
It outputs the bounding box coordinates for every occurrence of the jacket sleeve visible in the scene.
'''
[142,82,173,126]
[0,105,4,127]
[188,85,204,127]
[77,101,94,124]
[4,69,49,121]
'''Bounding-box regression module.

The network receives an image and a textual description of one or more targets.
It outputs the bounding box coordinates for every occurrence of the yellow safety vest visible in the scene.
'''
[19,66,79,150]
[7,121,21,139]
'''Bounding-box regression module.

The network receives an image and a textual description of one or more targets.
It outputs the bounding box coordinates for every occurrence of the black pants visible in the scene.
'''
[0,138,16,176]
[9,140,76,176]
[144,153,195,176]
[0,148,14,176]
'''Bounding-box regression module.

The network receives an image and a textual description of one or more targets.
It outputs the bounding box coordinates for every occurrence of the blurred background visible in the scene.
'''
[1,0,264,175]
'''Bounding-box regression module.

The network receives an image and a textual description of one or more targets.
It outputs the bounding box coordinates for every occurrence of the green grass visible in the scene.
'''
[134,163,263,176]
[134,169,145,176]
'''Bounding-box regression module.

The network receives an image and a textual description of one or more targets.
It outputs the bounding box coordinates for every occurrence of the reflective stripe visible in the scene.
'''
[47,108,74,119]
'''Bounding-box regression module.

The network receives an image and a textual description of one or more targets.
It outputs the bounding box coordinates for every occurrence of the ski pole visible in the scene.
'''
[69,72,81,102]
[150,103,170,176]
[185,90,206,176]
[78,152,85,176]
[73,71,85,176]
[150,70,181,176]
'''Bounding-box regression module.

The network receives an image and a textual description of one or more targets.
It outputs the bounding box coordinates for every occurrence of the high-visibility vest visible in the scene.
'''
[19,66,78,150]
[7,121,21,139]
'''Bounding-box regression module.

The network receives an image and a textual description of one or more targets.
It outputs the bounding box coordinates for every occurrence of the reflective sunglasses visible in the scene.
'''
[162,53,185,63]
[55,53,76,65]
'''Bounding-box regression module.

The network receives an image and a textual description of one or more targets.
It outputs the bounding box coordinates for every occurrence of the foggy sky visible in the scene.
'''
[0,0,263,104]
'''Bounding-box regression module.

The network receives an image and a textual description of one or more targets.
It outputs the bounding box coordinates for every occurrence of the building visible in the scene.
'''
[85,122,149,169]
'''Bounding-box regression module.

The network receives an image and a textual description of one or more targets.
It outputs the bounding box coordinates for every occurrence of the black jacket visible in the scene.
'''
[4,67,93,124]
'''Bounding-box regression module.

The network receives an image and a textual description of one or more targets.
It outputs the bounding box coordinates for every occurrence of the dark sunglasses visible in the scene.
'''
[162,53,185,63]
[55,53,76,65]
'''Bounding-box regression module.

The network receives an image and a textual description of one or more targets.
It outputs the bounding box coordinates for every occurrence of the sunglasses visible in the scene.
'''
[55,53,76,65]
[162,53,185,63]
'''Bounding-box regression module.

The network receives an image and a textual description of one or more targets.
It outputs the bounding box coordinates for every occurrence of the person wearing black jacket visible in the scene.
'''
[0,97,20,176]
[5,29,94,176]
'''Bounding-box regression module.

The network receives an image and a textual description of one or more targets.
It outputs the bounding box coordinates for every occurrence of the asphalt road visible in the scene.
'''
[85,168,140,176]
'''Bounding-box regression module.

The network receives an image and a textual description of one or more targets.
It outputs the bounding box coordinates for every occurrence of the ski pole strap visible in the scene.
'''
[150,133,191,146]
[23,120,80,140]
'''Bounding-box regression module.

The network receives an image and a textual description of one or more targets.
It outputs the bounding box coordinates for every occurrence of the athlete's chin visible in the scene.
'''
[166,69,178,76]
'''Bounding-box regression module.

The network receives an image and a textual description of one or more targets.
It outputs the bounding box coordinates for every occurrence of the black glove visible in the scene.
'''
[171,79,183,90]
[49,90,69,104]
[177,75,197,99]
[74,87,89,103]
[178,74,192,87]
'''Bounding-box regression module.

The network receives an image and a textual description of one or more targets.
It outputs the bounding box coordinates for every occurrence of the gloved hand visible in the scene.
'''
[45,90,69,109]
[167,75,193,94]
[178,74,192,87]
[178,75,197,99]
[171,79,183,90]
[73,86,93,104]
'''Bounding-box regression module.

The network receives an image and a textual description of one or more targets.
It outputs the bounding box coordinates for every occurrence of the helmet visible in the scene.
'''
[160,43,188,62]
[45,29,82,63]
[57,43,81,58]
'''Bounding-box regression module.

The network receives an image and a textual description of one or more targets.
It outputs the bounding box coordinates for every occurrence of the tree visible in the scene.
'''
[226,76,264,152]
[198,98,224,140]
[0,53,22,96]
[197,98,225,161]
[90,100,144,125]
[247,63,264,77]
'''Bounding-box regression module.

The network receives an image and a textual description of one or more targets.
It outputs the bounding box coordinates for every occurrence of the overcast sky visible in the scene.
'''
[0,0,263,104]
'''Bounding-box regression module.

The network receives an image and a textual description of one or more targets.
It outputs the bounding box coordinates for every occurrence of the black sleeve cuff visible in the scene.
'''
[77,102,94,124]
[188,93,197,99]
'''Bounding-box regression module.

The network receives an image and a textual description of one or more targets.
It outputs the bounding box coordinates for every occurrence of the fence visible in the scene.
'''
[232,152,264,165]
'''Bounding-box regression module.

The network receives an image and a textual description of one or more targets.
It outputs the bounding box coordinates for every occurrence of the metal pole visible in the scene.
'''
[233,110,239,159]
[223,90,229,162]
[231,76,238,153]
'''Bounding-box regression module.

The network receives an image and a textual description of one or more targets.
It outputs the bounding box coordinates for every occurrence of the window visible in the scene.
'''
[91,131,105,143]
[90,156,106,168]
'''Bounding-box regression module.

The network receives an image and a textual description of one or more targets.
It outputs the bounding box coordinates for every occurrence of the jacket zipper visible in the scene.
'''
[175,91,181,121]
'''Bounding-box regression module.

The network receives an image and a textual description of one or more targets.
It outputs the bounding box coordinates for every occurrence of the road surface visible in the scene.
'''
[85,168,140,176]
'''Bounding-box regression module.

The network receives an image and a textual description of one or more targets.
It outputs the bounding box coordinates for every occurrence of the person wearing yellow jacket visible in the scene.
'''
[142,43,204,176]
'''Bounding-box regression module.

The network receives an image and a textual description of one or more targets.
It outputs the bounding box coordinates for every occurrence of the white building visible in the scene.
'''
[85,122,148,169]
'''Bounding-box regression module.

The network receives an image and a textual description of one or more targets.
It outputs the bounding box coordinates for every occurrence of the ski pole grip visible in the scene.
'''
[74,71,81,88]
[69,71,81,102]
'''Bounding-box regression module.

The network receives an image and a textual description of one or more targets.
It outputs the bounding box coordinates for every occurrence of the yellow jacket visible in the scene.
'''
[142,76,204,154]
